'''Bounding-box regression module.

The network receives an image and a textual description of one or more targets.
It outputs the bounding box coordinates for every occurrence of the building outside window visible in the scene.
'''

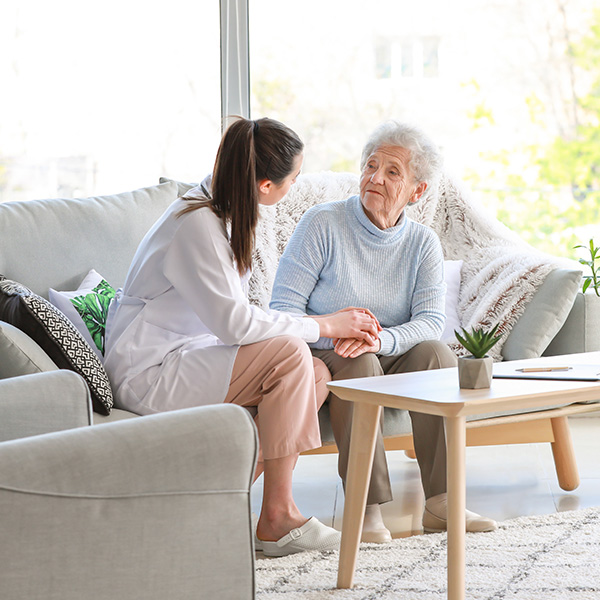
[400,41,415,78]
[422,37,439,78]
[375,36,440,79]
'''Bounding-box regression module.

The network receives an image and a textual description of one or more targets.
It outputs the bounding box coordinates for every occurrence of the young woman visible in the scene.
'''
[104,117,380,557]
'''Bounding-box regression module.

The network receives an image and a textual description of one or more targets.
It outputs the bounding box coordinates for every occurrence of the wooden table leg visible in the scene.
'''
[337,402,382,589]
[550,416,580,491]
[446,415,466,600]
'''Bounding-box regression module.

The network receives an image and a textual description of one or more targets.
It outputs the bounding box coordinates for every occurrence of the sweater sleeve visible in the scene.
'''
[163,209,319,346]
[270,209,333,349]
[378,233,446,356]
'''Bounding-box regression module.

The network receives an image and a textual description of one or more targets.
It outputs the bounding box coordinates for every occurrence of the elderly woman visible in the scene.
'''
[270,120,497,542]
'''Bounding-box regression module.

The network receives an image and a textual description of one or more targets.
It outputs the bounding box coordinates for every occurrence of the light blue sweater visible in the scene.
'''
[270,195,446,356]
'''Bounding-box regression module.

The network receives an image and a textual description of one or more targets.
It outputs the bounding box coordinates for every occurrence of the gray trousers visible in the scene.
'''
[312,340,457,505]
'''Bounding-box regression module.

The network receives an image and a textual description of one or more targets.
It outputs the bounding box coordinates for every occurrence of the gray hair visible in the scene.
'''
[360,120,443,201]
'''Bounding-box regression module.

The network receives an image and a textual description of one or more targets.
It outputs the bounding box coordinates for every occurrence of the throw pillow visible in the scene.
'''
[0,278,113,415]
[159,176,197,198]
[441,260,463,343]
[0,320,59,378]
[49,269,116,358]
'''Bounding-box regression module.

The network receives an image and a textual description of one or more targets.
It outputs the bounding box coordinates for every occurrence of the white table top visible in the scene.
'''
[327,352,600,418]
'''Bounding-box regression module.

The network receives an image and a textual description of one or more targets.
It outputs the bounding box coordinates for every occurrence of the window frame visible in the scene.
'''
[220,0,251,128]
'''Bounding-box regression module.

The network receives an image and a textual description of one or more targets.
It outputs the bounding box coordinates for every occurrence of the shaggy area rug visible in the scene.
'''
[255,506,600,599]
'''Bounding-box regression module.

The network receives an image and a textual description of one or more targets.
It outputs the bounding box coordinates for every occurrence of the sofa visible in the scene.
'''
[0,370,258,600]
[0,174,598,488]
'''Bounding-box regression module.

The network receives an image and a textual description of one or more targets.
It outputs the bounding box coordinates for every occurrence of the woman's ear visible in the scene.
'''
[410,181,428,203]
[258,179,273,195]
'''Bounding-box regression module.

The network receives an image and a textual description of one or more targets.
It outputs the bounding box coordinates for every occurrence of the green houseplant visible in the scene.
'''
[574,238,600,296]
[455,325,503,389]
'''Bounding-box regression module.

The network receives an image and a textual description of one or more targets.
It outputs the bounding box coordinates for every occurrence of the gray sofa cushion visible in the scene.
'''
[0,321,58,378]
[502,267,582,361]
[158,176,196,198]
[0,181,179,298]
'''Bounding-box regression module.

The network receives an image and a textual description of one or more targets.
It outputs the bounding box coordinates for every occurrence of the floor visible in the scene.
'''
[251,414,600,538]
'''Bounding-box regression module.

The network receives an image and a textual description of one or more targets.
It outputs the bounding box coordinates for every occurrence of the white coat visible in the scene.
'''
[104,189,319,415]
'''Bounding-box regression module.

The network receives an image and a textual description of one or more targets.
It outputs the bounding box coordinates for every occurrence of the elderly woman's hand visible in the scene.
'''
[313,307,381,344]
[333,336,381,359]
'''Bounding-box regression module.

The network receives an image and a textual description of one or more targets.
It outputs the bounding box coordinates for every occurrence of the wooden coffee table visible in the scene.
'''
[327,352,600,600]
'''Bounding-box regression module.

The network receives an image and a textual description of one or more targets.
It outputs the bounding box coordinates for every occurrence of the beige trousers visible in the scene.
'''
[313,340,457,504]
[224,335,331,461]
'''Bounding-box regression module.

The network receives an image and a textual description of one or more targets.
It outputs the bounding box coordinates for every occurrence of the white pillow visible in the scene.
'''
[441,260,463,343]
[48,269,116,359]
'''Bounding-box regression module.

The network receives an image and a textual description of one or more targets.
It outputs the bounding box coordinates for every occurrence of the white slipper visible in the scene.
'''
[259,517,341,557]
[362,503,392,543]
[423,493,498,533]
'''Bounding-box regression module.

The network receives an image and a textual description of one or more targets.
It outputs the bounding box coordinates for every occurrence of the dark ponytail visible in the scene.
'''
[181,117,303,275]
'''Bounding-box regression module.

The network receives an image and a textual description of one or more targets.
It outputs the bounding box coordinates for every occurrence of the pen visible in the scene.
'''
[516,367,572,373]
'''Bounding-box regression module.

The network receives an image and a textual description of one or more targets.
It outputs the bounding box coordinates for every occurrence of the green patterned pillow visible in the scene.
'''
[49,270,116,357]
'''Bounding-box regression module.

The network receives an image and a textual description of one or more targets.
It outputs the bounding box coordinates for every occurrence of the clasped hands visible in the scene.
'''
[333,334,381,359]
[313,306,381,358]
[326,306,382,359]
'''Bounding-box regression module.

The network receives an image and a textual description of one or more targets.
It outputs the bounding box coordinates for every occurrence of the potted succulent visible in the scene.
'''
[455,325,503,389]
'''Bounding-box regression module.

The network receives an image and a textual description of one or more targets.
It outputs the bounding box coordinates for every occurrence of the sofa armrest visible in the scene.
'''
[544,291,600,355]
[0,370,92,442]
[0,403,258,600]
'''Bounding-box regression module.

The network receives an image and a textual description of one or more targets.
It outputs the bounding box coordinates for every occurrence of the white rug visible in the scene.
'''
[255,507,600,599]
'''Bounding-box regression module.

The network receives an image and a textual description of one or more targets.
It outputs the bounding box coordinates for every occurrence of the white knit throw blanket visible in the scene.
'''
[249,172,564,361]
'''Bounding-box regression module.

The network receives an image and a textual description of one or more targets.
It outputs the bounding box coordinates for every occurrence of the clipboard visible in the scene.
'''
[493,363,600,382]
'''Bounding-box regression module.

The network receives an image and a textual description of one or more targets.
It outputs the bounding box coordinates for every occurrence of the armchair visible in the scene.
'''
[0,375,258,600]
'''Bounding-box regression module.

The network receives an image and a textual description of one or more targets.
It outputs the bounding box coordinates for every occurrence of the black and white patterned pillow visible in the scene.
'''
[0,278,113,414]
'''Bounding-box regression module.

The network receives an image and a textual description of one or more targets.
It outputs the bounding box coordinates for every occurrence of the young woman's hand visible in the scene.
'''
[333,336,381,359]
[314,307,381,344]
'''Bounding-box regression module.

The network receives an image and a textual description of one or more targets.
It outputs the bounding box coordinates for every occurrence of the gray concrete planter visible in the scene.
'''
[458,355,493,389]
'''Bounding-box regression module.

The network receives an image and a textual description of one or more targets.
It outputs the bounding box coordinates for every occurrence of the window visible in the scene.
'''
[3,0,597,260]
[0,0,221,202]
[249,0,599,259]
